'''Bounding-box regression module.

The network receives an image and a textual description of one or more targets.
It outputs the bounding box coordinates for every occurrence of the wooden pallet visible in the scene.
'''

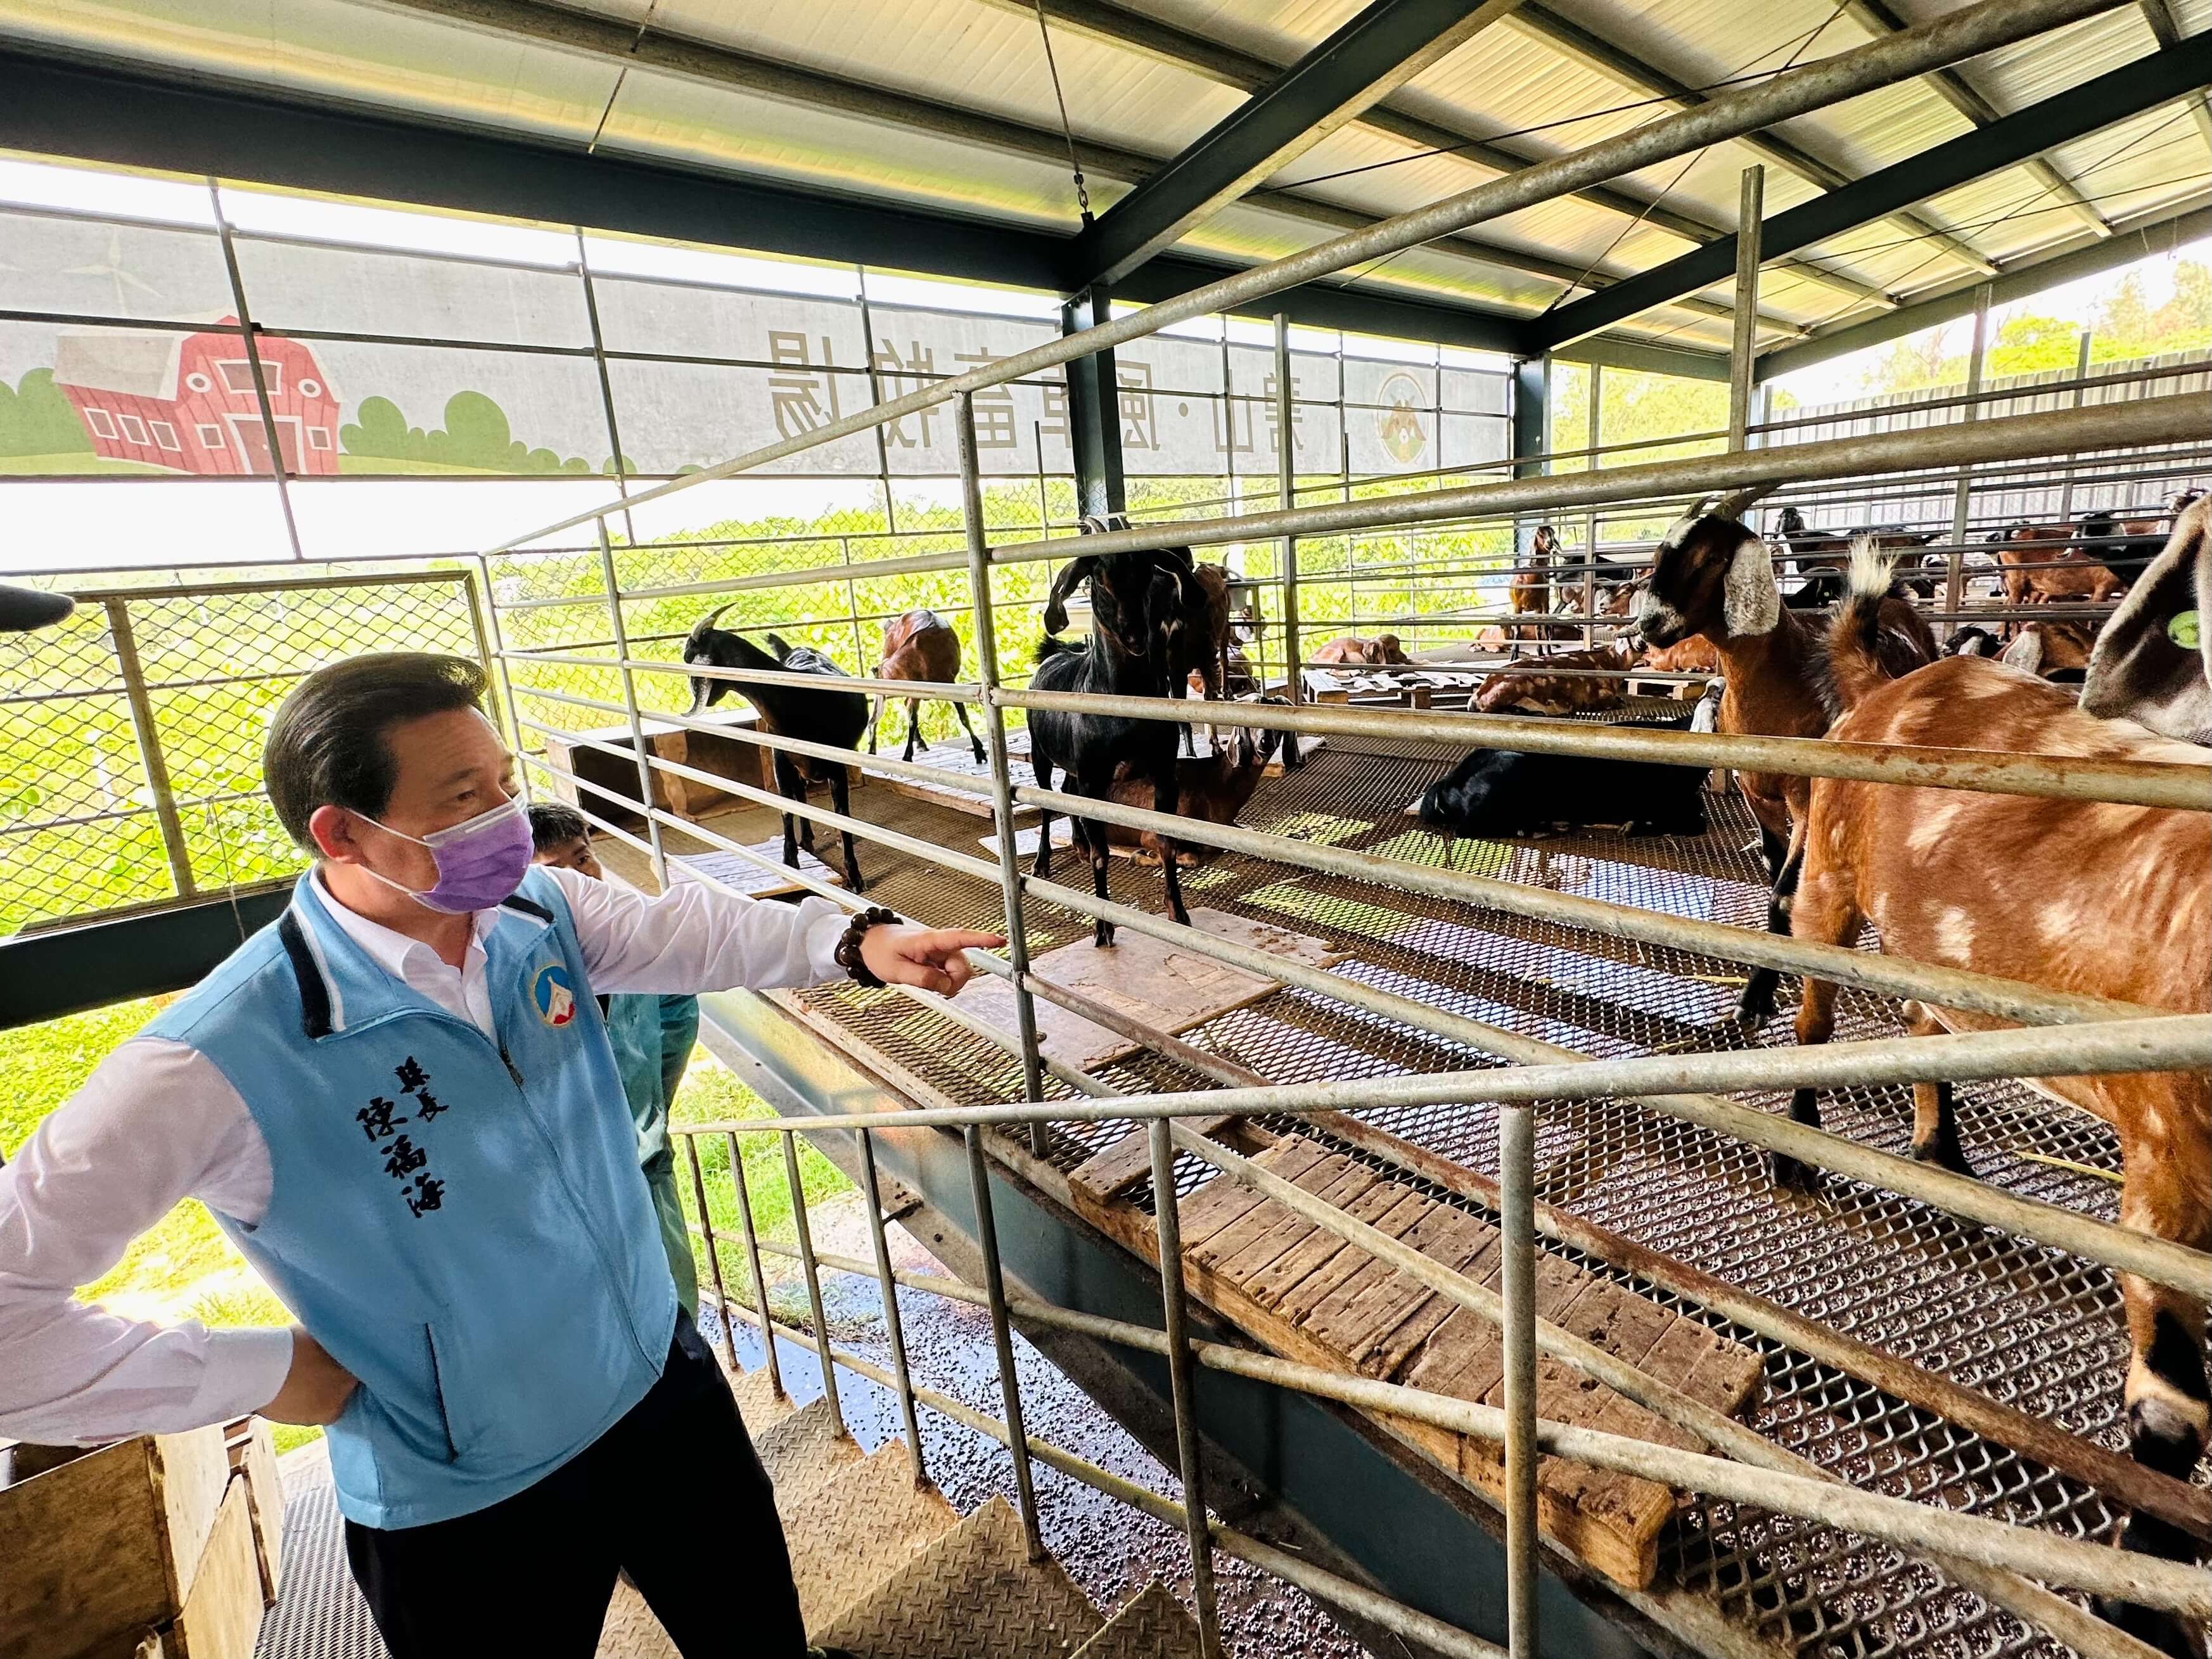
[1070,1132,1762,1591]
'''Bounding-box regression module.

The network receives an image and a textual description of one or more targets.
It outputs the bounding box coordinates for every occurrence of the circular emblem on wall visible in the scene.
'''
[1376,371,1428,466]
[532,963,578,1028]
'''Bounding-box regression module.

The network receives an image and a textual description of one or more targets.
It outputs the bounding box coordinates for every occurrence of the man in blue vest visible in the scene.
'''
[0,653,1001,1658]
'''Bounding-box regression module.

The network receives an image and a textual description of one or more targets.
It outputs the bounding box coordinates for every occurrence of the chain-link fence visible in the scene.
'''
[0,570,485,936]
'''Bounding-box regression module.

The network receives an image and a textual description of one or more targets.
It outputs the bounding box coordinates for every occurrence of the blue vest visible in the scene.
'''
[146,869,677,1530]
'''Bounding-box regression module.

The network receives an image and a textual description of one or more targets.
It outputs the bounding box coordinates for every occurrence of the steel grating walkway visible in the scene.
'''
[770,740,2196,1659]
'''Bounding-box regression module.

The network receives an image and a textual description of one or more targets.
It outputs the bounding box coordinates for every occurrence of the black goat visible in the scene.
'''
[1410,714,1710,840]
[684,609,869,892]
[1045,527,1226,757]
[1030,548,1199,947]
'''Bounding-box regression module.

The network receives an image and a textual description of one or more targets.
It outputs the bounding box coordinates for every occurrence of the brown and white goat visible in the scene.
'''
[1473,638,1641,716]
[1507,524,1558,654]
[1636,493,1938,1022]
[1784,544,2209,1653]
[2081,494,2211,744]
[869,608,985,764]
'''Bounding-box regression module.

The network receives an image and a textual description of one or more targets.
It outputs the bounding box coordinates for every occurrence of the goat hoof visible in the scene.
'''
[970,743,987,764]
[1910,1134,1978,1179]
[1733,994,1776,1032]
[1768,1151,1821,1195]
[2091,1596,2201,1659]
[1093,923,1116,949]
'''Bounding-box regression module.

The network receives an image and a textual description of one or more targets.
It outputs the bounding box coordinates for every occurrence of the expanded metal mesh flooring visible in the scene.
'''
[765,743,2189,1659]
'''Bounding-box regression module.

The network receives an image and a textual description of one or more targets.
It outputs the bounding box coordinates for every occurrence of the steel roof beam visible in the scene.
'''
[1070,0,1528,287]
[1837,0,2113,238]
[1514,3,1998,278]
[2135,0,2212,153]
[981,0,1899,310]
[1755,197,2210,378]
[1530,43,2211,350]
[343,0,1796,336]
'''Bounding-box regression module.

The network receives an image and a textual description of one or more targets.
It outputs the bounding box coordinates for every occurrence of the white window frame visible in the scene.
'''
[149,420,182,452]
[306,426,333,451]
[115,413,150,445]
[83,407,118,440]
[196,423,226,450]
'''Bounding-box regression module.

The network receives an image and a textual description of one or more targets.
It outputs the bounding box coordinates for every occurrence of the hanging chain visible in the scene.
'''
[1032,0,1094,226]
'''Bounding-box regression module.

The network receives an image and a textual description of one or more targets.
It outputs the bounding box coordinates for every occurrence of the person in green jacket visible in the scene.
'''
[529,803,701,1315]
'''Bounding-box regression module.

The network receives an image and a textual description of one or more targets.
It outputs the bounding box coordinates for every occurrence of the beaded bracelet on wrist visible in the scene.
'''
[834,906,901,989]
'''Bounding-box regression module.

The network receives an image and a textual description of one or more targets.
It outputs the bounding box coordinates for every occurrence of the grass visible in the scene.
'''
[0,997,847,1451]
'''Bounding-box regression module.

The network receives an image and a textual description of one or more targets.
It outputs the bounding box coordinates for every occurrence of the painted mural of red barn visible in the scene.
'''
[51,319,341,476]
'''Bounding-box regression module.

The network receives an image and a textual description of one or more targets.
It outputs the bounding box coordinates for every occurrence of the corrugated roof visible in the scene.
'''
[0,0,2202,357]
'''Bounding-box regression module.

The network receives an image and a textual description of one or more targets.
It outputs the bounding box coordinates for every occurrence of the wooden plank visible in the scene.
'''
[153,1425,232,1610]
[1175,1138,1328,1252]
[1365,1228,1503,1385]
[1069,1115,1235,1205]
[1279,1190,1432,1324]
[1547,1279,1673,1373]
[1242,1178,1409,1310]
[1303,1203,1488,1363]
[0,1437,170,1659]
[233,1421,282,1607]
[1347,1214,1500,1379]
[1191,1157,1355,1277]
[173,1482,263,1659]
[955,909,1348,1074]
[1214,1162,1380,1289]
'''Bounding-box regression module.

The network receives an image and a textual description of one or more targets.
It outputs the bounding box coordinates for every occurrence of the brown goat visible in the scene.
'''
[1310,633,1410,667]
[1997,518,2128,607]
[1102,724,1279,866]
[2081,495,2211,744]
[1785,549,2209,1652]
[870,608,985,764]
[1507,524,1557,655]
[1473,639,1641,715]
[1642,632,1723,677]
[1637,502,1938,1023]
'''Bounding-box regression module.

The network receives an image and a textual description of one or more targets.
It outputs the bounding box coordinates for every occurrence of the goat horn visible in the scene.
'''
[1714,482,1778,521]
[696,602,734,631]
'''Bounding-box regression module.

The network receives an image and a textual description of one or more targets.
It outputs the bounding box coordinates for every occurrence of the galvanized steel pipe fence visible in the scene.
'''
[470,4,2212,1651]
[492,389,2212,1659]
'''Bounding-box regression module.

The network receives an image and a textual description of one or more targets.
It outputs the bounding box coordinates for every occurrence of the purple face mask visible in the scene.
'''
[357,797,535,914]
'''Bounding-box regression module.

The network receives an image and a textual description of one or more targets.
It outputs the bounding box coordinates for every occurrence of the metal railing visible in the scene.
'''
[384,5,2212,1651]
[478,232,2210,1659]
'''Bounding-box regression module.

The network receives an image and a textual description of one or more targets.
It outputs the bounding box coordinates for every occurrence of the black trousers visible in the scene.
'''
[345,1311,805,1658]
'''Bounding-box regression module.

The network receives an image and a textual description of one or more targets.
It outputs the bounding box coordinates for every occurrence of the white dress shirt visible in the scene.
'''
[0,865,847,1446]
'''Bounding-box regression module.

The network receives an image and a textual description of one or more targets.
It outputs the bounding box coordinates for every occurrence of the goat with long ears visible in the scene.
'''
[1779,541,2209,1656]
[2081,492,2211,745]
[682,608,869,891]
[1637,485,1937,1026]
[1029,547,1200,946]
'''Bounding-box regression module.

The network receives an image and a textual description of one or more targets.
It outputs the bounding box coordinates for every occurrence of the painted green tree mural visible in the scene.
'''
[0,369,93,459]
[340,390,603,474]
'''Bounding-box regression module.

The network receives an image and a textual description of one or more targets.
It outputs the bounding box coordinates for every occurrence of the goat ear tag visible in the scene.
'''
[2170,610,2201,652]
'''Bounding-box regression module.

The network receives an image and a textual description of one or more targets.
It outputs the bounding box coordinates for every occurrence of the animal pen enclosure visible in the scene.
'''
[2,1,2209,1656]
[451,124,2210,1659]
